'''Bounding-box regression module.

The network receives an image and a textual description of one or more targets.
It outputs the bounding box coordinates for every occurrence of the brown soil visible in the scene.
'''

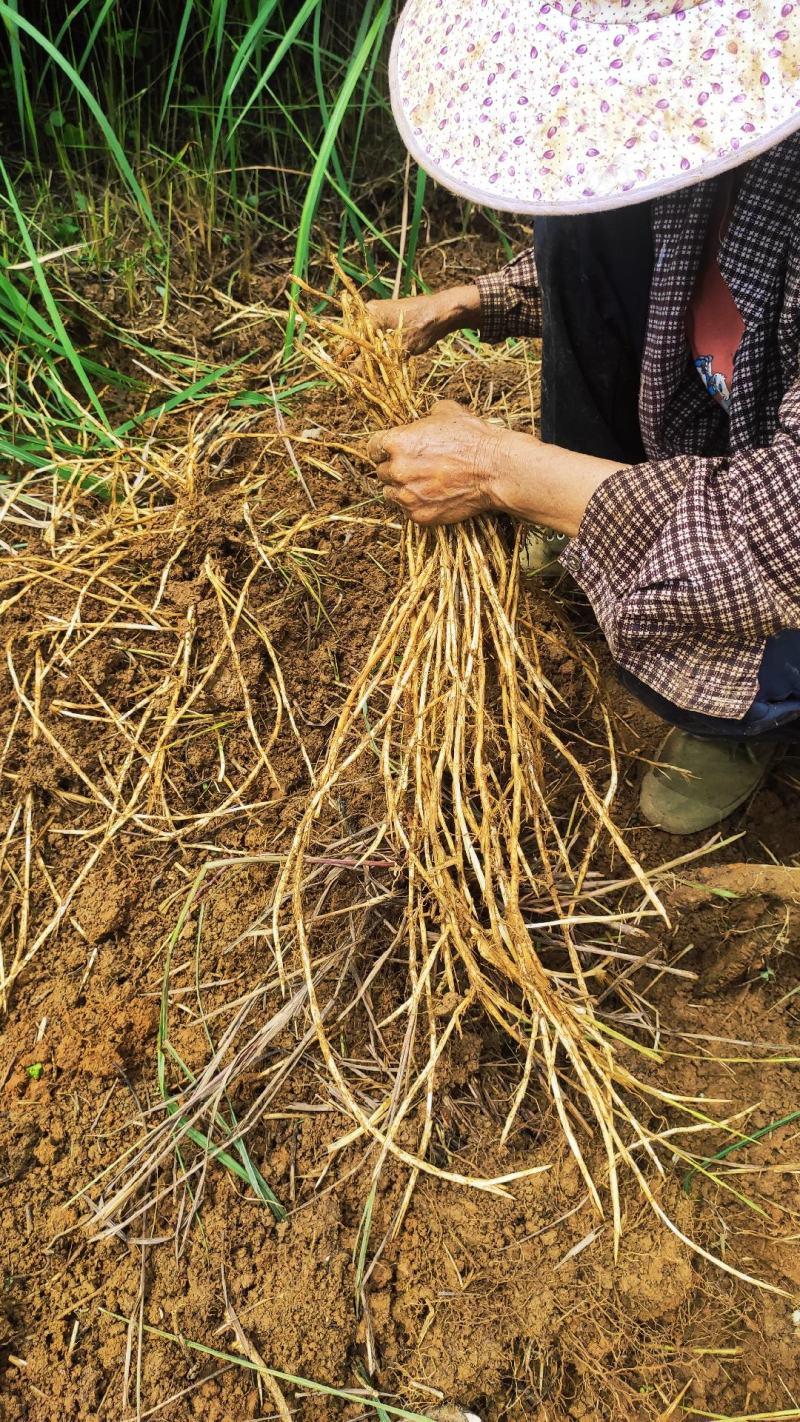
[2,273,800,1422]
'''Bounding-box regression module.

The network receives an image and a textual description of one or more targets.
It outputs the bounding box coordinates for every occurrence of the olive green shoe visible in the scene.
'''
[640,728,777,835]
[520,526,568,578]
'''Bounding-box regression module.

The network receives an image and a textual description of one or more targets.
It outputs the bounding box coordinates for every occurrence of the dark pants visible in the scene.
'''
[534,208,800,739]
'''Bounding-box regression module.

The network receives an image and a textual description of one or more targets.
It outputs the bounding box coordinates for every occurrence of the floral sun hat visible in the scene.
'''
[389,0,800,214]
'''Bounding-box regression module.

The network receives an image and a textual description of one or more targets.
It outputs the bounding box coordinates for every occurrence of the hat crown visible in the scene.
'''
[391,0,800,216]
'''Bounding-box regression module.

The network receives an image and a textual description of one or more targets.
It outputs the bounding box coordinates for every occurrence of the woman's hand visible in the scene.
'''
[367,402,625,534]
[366,400,499,525]
[364,284,481,356]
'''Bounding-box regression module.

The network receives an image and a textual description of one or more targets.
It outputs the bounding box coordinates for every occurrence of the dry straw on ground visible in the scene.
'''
[0,401,332,1008]
[54,275,783,1296]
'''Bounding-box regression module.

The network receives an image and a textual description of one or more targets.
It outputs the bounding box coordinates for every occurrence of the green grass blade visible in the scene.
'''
[211,0,229,70]
[76,0,116,75]
[267,91,405,278]
[0,439,112,497]
[36,0,96,92]
[403,166,427,294]
[156,870,285,1221]
[159,1087,286,1219]
[4,0,38,159]
[0,3,159,234]
[112,364,239,437]
[284,0,392,358]
[209,0,283,163]
[683,1109,800,1194]
[0,161,113,433]
[191,903,286,1220]
[160,0,196,123]
[311,1,367,260]
[345,1,386,185]
[100,1313,436,1421]
[220,0,320,153]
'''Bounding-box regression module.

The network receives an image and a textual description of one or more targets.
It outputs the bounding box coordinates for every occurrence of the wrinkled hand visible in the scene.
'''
[365,284,480,356]
[366,400,500,526]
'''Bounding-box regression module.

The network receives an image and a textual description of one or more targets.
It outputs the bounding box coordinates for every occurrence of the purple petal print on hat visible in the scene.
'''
[392,0,800,215]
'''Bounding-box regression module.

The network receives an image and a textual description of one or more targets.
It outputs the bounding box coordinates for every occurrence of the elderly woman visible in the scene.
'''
[366,0,800,836]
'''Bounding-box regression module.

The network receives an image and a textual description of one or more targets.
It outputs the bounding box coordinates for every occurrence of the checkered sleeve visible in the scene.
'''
[560,375,800,718]
[475,248,542,343]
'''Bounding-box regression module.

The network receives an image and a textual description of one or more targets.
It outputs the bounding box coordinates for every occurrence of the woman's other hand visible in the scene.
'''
[364,284,481,356]
[366,400,499,525]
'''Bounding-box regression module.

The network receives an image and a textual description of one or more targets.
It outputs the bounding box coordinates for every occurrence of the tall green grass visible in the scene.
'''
[0,1,427,486]
[2,1,410,276]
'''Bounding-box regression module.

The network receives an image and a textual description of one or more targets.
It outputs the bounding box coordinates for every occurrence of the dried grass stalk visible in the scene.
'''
[270,271,698,1248]
[0,408,319,1007]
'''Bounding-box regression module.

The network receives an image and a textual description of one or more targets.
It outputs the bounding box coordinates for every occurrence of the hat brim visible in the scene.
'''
[389,0,800,215]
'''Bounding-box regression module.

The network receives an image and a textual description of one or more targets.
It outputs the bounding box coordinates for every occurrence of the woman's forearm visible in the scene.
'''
[365,401,627,532]
[365,284,482,355]
[485,428,626,538]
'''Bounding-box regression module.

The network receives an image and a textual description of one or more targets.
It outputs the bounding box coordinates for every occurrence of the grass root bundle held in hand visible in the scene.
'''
[272,269,700,1250]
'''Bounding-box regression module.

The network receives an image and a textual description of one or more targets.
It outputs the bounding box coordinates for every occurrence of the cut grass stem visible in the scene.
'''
[100,1311,436,1421]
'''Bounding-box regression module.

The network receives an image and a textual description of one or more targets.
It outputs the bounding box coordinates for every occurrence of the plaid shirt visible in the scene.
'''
[475,133,800,718]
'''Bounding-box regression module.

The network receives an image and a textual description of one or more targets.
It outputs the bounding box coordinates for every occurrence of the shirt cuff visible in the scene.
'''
[475,271,518,344]
[475,252,542,343]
